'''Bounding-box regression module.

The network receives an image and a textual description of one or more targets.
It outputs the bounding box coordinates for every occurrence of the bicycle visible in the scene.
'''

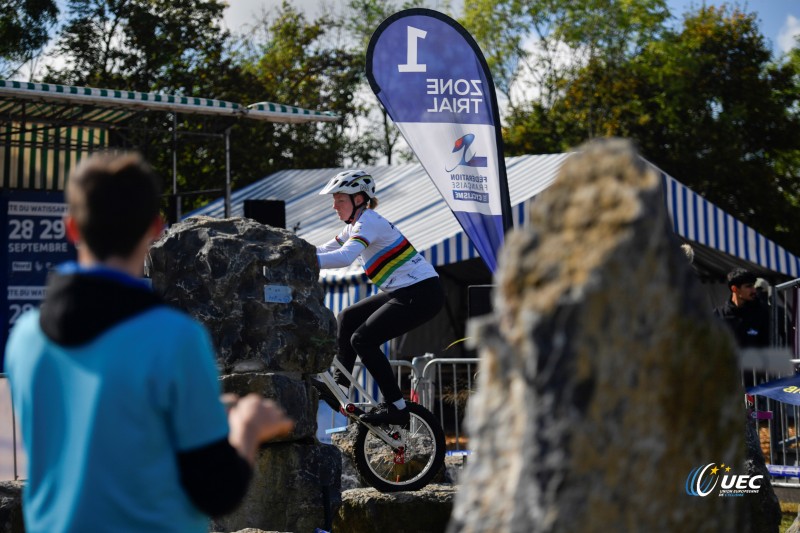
[313,358,446,492]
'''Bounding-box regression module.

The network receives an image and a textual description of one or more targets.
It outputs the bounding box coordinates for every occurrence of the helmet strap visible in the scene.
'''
[345,194,367,224]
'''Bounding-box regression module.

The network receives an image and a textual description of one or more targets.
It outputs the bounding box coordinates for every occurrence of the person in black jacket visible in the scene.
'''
[714,268,770,348]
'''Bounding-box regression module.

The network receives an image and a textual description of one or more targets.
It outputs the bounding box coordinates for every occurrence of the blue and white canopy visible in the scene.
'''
[191,155,800,402]
[661,170,798,277]
[189,153,800,283]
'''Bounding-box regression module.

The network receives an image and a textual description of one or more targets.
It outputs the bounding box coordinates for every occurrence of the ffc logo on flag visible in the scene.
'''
[366,8,513,273]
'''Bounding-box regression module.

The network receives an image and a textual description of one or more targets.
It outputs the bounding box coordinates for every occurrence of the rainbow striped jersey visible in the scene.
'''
[316,209,438,290]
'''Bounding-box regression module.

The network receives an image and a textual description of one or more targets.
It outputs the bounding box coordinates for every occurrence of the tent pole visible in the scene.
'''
[172,113,179,220]
[224,127,232,218]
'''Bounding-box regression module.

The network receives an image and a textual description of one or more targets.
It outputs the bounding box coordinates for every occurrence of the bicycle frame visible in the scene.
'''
[316,358,379,408]
[316,358,407,449]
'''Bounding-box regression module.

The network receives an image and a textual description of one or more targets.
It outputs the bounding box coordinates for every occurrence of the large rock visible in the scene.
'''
[331,425,364,490]
[448,139,749,532]
[334,485,456,533]
[148,215,342,532]
[787,510,800,533]
[220,373,319,441]
[212,442,342,533]
[149,216,336,373]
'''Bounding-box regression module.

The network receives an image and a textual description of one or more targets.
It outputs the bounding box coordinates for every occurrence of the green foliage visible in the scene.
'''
[39,0,372,213]
[460,0,668,106]
[344,0,428,164]
[39,0,242,216]
[18,0,800,253]
[504,102,570,154]
[0,0,58,77]
[226,2,367,185]
[499,2,800,253]
[460,0,529,99]
[556,0,669,58]
[629,6,800,251]
[43,0,228,92]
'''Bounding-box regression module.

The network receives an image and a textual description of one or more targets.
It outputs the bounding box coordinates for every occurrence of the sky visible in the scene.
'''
[666,0,800,54]
[223,0,800,56]
[218,0,799,161]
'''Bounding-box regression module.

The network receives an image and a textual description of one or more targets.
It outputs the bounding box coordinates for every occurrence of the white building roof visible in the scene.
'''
[189,154,800,282]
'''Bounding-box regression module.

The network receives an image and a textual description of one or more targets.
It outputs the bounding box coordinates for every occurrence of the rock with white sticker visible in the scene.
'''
[148,215,336,373]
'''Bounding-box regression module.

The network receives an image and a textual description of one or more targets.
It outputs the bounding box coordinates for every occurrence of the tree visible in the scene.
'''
[0,0,58,78]
[460,0,668,112]
[36,0,373,213]
[629,6,800,251]
[501,4,800,252]
[775,37,800,213]
[226,2,368,183]
[37,0,245,217]
[43,0,229,93]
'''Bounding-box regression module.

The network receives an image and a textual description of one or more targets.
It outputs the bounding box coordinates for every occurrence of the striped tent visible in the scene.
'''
[0,79,339,191]
[189,154,800,403]
[189,154,800,334]
[0,80,338,123]
[662,170,799,277]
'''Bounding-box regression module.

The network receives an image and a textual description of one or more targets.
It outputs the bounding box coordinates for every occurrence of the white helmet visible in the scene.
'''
[319,170,376,199]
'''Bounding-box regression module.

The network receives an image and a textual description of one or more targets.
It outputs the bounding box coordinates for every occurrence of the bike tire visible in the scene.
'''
[353,402,446,492]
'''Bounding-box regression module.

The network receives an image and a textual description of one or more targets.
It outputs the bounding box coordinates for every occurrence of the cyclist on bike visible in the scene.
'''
[315,169,445,425]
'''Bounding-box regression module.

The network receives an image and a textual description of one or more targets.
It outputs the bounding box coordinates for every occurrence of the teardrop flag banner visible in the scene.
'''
[366,8,513,273]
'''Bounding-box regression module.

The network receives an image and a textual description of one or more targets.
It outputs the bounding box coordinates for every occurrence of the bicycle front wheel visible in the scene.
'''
[354,402,446,492]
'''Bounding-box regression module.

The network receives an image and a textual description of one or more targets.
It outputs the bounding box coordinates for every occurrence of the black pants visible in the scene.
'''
[333,277,445,403]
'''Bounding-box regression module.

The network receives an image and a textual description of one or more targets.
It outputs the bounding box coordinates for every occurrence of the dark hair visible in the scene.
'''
[727,268,757,289]
[66,152,161,260]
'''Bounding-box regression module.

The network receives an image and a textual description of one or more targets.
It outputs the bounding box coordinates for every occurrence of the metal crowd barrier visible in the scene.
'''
[411,354,479,452]
[317,356,480,452]
[348,360,415,402]
[748,278,800,487]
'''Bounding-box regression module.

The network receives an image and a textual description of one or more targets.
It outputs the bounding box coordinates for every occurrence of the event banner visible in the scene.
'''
[366,8,513,272]
[1,190,76,368]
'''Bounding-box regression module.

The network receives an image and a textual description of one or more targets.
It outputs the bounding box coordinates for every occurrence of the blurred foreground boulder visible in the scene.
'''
[449,139,754,532]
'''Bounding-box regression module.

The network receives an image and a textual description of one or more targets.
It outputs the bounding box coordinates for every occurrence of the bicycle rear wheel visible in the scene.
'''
[354,402,446,492]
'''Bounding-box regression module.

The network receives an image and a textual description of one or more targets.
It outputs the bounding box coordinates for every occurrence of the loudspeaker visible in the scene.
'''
[243,199,285,228]
[468,284,494,317]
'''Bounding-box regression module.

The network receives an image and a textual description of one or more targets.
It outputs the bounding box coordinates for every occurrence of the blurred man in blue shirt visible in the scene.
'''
[5,152,293,533]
